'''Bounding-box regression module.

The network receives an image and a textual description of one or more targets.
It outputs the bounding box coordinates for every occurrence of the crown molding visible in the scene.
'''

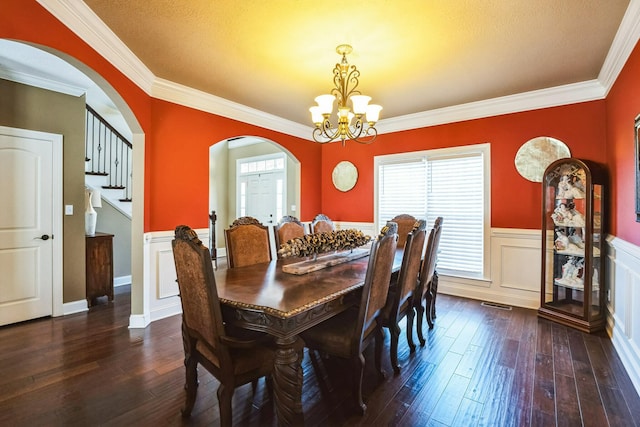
[0,66,86,96]
[151,78,313,140]
[36,0,155,93]
[36,0,640,140]
[599,0,640,94]
[376,80,606,134]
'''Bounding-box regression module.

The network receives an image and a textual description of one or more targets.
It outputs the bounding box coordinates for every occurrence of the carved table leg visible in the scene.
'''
[273,335,304,426]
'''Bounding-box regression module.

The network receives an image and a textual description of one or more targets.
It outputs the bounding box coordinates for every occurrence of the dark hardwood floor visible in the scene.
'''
[1,285,639,427]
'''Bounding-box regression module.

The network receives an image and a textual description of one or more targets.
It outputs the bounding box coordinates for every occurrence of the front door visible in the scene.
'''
[237,154,286,226]
[0,127,59,326]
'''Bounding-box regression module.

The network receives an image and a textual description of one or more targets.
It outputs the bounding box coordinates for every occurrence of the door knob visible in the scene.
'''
[35,234,51,240]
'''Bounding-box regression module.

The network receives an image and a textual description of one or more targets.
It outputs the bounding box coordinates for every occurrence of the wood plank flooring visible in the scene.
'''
[1,285,639,426]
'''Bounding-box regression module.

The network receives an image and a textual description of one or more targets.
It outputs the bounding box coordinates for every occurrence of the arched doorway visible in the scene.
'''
[209,136,301,255]
[0,40,145,325]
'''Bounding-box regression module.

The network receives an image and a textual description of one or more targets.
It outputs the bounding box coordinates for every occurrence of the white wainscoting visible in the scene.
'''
[438,228,542,309]
[141,228,209,324]
[138,225,640,395]
[606,236,640,396]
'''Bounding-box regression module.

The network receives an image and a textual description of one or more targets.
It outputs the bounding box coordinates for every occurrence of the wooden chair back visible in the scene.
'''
[419,217,443,291]
[356,221,398,351]
[172,225,224,354]
[224,216,272,268]
[379,219,426,372]
[414,216,444,337]
[311,213,335,234]
[391,214,418,248]
[274,215,305,257]
[393,219,427,316]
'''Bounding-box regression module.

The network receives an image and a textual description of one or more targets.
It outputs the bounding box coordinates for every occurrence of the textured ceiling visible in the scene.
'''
[81,0,629,126]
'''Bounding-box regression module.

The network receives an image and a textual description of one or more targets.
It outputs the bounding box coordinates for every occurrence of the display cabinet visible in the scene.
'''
[539,158,606,333]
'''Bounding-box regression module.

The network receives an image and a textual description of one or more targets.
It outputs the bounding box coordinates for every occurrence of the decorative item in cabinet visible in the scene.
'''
[539,158,606,333]
[86,232,114,307]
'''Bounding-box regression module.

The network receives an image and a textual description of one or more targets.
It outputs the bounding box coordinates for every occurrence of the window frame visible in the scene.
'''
[374,143,491,281]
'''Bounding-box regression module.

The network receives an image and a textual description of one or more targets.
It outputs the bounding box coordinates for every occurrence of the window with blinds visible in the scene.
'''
[375,144,490,279]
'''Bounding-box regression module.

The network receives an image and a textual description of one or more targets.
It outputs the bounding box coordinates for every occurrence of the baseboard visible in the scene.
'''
[128,313,150,329]
[63,299,88,315]
[114,275,132,287]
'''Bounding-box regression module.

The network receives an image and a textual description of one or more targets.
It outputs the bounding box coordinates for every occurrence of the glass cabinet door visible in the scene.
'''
[539,158,605,333]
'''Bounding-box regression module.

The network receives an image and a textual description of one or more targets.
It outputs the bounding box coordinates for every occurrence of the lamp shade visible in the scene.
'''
[366,104,383,123]
[350,95,371,115]
[309,106,324,125]
[315,94,336,115]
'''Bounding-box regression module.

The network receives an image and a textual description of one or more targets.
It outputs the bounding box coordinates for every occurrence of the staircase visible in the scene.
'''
[85,105,133,217]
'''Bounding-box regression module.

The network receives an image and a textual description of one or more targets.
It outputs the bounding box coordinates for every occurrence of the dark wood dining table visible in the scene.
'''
[214,248,404,426]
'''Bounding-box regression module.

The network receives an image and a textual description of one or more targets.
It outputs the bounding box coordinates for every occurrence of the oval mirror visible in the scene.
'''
[515,137,571,182]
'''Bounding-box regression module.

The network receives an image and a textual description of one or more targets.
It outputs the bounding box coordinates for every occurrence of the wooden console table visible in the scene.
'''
[86,232,114,307]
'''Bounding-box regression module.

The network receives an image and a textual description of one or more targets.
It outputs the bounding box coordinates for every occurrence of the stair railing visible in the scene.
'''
[85,105,133,202]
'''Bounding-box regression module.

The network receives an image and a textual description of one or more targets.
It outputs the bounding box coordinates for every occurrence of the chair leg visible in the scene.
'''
[374,326,386,380]
[390,322,401,374]
[406,307,416,353]
[217,383,234,427]
[352,353,367,415]
[425,288,435,330]
[431,272,439,321]
[416,302,426,346]
[181,356,198,417]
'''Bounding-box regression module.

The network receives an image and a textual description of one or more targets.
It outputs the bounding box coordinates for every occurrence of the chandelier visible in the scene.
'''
[309,44,382,146]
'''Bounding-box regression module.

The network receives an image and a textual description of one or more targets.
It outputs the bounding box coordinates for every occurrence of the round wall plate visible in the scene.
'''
[332,161,358,192]
[515,136,571,182]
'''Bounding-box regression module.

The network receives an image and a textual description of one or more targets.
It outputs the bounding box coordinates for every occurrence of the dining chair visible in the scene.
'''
[171,225,276,427]
[300,221,398,415]
[390,214,418,249]
[414,217,444,344]
[311,213,335,234]
[274,215,306,258]
[224,216,272,268]
[379,218,427,374]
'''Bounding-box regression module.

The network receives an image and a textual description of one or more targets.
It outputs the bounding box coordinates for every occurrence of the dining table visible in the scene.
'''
[213,248,404,426]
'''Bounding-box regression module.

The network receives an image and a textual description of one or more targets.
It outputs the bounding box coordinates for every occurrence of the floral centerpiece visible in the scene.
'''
[278,229,371,259]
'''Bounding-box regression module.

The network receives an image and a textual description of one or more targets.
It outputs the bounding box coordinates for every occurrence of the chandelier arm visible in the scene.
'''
[311,119,343,143]
[352,125,378,145]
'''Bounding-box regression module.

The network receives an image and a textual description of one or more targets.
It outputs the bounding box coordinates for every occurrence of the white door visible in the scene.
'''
[246,172,280,225]
[0,127,59,326]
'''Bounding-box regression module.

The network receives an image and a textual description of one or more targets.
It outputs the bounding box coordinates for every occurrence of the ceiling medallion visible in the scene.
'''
[309,44,382,146]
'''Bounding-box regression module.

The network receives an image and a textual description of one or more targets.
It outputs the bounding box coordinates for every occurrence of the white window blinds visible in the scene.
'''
[426,154,484,276]
[378,158,427,227]
[376,146,488,279]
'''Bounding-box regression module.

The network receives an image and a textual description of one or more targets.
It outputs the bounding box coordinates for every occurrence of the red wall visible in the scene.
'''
[148,99,321,230]
[320,102,607,230]
[606,39,640,246]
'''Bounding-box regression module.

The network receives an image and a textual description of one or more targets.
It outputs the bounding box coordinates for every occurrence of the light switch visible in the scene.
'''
[65,205,73,215]
[291,205,296,212]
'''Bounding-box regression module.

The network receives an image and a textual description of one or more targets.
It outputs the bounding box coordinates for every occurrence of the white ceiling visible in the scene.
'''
[0,0,637,138]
